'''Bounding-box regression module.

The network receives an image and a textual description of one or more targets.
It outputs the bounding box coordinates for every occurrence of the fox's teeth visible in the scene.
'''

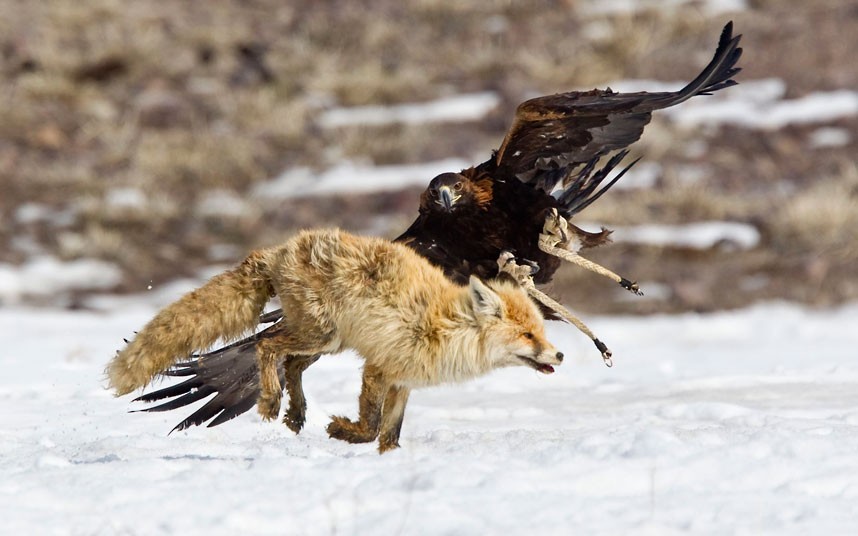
[519,355,555,374]
[539,364,555,374]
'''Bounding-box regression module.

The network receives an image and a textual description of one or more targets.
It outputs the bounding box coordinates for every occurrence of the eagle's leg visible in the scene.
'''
[540,208,643,296]
[497,251,539,283]
[497,251,613,367]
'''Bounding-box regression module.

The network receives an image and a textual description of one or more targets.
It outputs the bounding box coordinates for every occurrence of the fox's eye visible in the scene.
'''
[522,332,534,340]
[453,182,463,191]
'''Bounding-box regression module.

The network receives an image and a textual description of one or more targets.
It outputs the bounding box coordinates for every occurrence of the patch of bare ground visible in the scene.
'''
[1,0,856,313]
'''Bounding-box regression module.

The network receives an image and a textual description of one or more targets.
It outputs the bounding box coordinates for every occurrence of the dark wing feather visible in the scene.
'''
[206,395,258,428]
[496,99,649,189]
[133,326,279,431]
[134,383,216,412]
[556,151,641,218]
[495,21,742,193]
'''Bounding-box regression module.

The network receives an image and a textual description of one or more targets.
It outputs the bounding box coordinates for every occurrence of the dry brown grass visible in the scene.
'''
[769,162,858,259]
[1,0,856,311]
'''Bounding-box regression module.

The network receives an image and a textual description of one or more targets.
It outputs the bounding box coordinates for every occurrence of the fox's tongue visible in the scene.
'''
[538,364,555,374]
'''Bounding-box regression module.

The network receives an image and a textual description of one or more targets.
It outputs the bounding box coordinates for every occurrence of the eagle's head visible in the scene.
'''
[422,171,492,214]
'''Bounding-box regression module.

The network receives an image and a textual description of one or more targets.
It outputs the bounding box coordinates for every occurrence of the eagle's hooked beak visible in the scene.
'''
[437,185,457,212]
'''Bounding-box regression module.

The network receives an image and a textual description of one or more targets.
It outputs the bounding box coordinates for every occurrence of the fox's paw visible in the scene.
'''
[257,393,281,421]
[283,406,306,434]
[326,416,355,440]
[326,416,376,444]
[378,438,401,454]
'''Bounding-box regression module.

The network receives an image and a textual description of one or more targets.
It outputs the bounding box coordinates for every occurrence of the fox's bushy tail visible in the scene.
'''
[107,251,273,395]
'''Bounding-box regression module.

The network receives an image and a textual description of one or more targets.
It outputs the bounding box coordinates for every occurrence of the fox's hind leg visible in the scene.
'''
[378,385,411,453]
[326,364,387,444]
[257,338,286,421]
[282,353,321,433]
[256,326,334,421]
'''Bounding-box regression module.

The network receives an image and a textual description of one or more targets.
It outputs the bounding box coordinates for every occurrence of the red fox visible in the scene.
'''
[107,229,563,453]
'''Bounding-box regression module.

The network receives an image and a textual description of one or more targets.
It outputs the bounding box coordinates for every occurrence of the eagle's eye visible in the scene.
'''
[453,182,463,191]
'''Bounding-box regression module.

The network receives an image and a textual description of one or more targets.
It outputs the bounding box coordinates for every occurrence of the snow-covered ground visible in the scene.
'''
[2,297,858,534]
[4,62,857,534]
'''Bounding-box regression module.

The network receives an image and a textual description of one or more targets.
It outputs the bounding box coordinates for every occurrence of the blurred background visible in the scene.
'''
[1,0,856,314]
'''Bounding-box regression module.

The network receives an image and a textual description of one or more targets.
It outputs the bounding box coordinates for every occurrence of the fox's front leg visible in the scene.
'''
[378,385,411,454]
[327,364,386,444]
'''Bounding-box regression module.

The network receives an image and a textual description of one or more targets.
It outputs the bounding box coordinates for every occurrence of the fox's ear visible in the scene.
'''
[468,276,504,319]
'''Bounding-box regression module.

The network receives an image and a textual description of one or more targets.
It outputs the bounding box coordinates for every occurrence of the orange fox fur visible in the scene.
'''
[107,229,563,453]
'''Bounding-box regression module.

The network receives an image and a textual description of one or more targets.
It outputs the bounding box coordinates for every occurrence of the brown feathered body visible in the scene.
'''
[400,164,614,285]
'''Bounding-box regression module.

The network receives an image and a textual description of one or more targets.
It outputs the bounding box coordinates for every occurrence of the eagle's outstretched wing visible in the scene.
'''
[494,21,742,194]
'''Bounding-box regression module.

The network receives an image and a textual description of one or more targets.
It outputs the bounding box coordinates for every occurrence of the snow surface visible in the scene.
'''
[5,69,856,533]
[659,78,857,130]
[673,89,858,130]
[253,158,471,199]
[314,76,853,139]
[3,298,858,534]
[0,256,123,305]
[318,92,500,129]
[808,127,852,149]
[607,221,761,250]
[195,189,255,219]
[577,0,747,17]
[593,78,858,131]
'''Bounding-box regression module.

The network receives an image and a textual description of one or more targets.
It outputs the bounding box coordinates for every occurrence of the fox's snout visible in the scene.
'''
[535,338,563,364]
[514,339,563,375]
[540,347,564,366]
[485,282,564,375]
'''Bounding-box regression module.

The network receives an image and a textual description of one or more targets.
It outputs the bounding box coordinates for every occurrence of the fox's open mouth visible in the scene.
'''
[518,355,555,374]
